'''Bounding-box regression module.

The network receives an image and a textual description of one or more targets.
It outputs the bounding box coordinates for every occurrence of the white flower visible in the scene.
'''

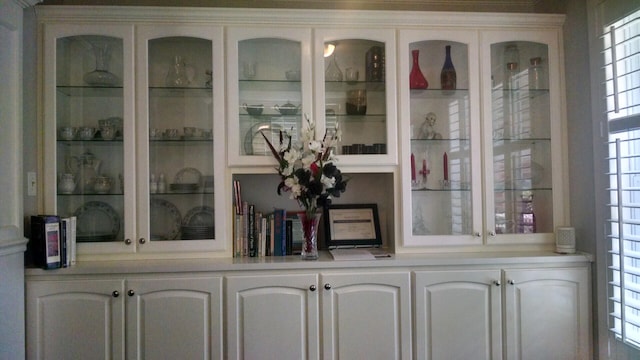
[321,174,335,188]
[309,140,323,152]
[283,148,299,164]
[284,177,302,198]
[301,153,316,169]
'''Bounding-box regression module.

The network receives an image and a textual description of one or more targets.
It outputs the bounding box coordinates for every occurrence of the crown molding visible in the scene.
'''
[39,0,541,13]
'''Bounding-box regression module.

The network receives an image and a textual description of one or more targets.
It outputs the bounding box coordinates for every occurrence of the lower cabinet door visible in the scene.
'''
[225,273,320,360]
[125,277,223,360]
[503,267,591,359]
[26,279,126,360]
[321,271,412,360]
[414,269,503,360]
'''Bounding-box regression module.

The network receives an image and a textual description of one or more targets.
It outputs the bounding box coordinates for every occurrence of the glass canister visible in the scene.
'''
[528,57,546,90]
[503,44,519,90]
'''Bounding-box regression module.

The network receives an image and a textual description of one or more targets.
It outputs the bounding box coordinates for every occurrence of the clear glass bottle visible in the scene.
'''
[528,57,546,90]
[325,54,343,82]
[165,55,190,87]
[503,44,520,90]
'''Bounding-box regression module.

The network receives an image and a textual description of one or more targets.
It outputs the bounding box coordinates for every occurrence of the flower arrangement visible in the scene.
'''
[261,115,348,217]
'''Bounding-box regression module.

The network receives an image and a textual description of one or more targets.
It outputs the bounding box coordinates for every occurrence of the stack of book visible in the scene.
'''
[29,215,76,269]
[232,180,302,257]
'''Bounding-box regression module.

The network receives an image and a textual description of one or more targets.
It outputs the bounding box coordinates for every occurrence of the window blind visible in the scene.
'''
[605,7,640,349]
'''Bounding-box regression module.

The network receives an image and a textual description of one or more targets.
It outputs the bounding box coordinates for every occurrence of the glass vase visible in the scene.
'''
[166,55,190,87]
[325,54,343,82]
[409,49,428,89]
[83,42,118,86]
[440,45,457,91]
[299,211,321,260]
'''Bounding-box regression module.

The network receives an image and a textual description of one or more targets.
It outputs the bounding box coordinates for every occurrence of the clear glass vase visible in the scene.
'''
[325,54,343,82]
[83,42,118,86]
[299,211,321,260]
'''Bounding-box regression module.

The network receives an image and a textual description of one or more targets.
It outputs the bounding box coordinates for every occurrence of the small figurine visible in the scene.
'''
[420,112,442,139]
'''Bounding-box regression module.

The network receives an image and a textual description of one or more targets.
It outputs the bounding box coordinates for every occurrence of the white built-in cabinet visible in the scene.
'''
[40,19,227,260]
[226,271,411,360]
[26,276,223,360]
[399,24,566,250]
[414,266,591,359]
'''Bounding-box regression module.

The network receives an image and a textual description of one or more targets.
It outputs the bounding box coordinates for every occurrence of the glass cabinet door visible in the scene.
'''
[482,31,564,244]
[136,26,226,251]
[399,31,482,247]
[227,28,312,166]
[43,24,135,253]
[314,29,397,166]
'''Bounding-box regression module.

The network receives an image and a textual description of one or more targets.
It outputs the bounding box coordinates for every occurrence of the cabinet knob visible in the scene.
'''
[127,289,135,297]
[112,290,120,298]
[324,283,331,290]
[493,280,501,286]
[508,279,515,285]
[474,232,481,237]
[124,238,132,245]
[488,231,496,236]
[138,238,146,244]
[309,285,317,292]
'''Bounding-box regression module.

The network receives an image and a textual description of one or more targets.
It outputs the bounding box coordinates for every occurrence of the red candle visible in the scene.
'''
[443,152,449,181]
[411,153,416,181]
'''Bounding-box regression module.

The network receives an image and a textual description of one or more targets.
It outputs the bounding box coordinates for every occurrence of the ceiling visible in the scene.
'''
[39,0,566,14]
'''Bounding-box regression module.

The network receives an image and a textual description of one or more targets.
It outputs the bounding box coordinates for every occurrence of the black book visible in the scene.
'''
[29,215,62,270]
[286,219,293,256]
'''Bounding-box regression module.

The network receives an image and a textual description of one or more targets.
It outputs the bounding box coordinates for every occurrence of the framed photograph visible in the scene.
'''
[323,203,382,248]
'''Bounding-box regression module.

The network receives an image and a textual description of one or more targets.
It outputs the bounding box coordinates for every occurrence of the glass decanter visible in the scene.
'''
[83,42,119,86]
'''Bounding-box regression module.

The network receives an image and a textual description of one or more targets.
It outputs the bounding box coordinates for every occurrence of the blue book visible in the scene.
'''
[273,209,286,256]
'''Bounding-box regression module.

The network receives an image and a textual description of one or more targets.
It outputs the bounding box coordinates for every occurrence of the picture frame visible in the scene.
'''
[323,203,382,248]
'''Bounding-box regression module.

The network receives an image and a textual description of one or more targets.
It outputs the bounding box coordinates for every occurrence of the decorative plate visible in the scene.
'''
[243,122,282,156]
[150,198,182,240]
[73,201,120,242]
[174,167,202,185]
[183,206,214,226]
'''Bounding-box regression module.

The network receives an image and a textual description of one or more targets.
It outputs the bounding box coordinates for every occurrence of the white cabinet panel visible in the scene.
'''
[225,273,320,360]
[26,279,125,360]
[126,277,223,360]
[504,267,591,359]
[414,270,502,360]
[321,271,411,360]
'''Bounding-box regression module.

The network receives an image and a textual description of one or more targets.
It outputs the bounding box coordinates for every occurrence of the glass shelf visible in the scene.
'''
[56,86,123,97]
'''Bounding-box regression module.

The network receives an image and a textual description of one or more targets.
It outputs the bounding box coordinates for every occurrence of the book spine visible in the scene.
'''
[69,216,77,266]
[248,204,256,257]
[286,219,293,256]
[60,218,68,268]
[242,201,249,256]
[273,209,284,256]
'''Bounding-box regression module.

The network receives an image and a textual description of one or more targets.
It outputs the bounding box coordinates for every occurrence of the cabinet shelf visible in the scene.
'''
[57,139,123,144]
[409,88,470,99]
[325,80,385,92]
[150,138,213,144]
[239,80,302,91]
[149,86,212,97]
[57,85,123,97]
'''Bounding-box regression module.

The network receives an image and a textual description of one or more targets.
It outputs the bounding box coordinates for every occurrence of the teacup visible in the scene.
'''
[101,126,117,140]
[79,127,96,140]
[165,128,180,139]
[149,128,164,140]
[93,176,112,194]
[201,129,213,139]
[59,126,77,141]
[184,127,196,138]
